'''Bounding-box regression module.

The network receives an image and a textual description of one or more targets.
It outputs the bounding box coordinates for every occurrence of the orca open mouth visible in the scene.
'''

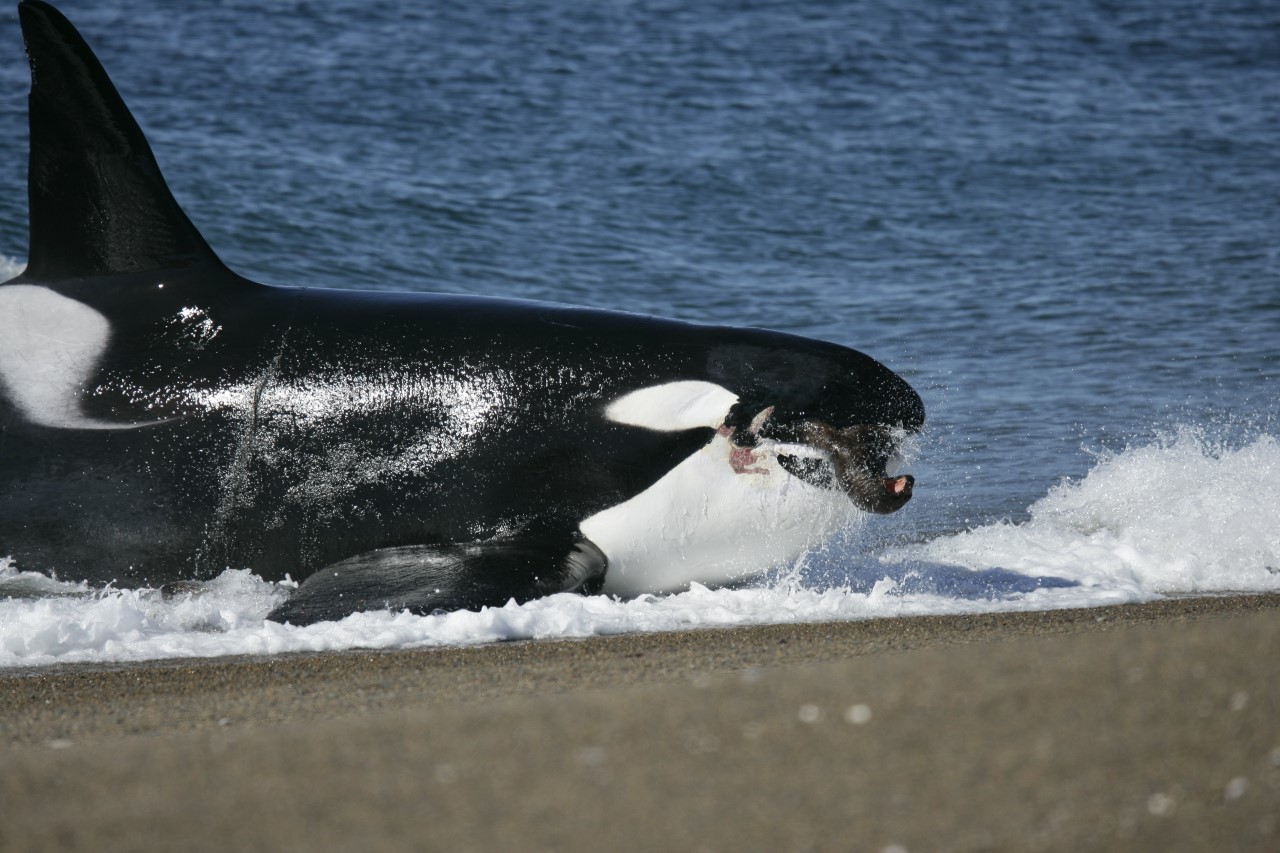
[773,422,915,514]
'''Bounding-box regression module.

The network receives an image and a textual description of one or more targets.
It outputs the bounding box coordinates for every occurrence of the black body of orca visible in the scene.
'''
[0,1,923,625]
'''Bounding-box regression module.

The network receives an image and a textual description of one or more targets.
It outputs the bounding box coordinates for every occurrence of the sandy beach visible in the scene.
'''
[2,593,1278,851]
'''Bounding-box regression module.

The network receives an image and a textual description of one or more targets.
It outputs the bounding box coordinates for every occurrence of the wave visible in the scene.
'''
[2,426,1277,668]
[886,427,1280,594]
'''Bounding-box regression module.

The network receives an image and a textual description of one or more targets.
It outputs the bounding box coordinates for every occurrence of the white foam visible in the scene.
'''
[887,428,1280,594]
[2,427,1277,668]
[0,572,1116,670]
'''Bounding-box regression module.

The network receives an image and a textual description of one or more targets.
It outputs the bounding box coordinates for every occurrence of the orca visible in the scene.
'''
[0,1,923,625]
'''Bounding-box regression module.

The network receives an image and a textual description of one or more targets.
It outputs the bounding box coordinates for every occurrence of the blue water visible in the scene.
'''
[0,1,1278,664]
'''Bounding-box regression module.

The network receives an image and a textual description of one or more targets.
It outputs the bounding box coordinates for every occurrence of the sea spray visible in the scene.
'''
[888,428,1280,592]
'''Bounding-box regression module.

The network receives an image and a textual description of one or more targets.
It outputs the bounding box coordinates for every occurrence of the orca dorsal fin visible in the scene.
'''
[17,0,224,280]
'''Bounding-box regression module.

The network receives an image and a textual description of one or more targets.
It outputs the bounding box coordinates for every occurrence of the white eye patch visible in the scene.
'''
[604,380,738,432]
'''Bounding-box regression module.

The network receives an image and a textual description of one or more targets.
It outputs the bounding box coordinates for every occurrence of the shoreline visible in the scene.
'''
[3,592,1279,743]
[3,592,1279,850]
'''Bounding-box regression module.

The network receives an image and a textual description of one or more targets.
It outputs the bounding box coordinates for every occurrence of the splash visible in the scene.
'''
[888,428,1280,594]
[2,428,1277,668]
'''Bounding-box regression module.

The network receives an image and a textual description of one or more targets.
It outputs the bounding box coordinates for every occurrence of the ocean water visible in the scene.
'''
[1,0,1277,667]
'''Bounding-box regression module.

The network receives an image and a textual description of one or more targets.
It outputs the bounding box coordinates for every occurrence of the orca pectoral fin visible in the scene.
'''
[267,534,607,626]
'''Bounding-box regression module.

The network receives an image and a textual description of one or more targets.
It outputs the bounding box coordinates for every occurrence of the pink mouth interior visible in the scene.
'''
[884,476,910,496]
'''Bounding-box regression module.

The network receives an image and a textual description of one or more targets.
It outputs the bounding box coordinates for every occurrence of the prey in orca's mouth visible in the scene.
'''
[725,409,915,514]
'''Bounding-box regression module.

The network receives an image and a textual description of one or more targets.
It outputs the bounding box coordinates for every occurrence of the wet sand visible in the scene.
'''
[2,593,1279,851]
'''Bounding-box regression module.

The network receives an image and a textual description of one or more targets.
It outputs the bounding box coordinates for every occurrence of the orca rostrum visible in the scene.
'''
[0,1,924,625]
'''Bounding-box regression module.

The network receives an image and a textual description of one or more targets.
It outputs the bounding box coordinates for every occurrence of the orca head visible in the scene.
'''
[706,333,924,515]
[587,333,923,596]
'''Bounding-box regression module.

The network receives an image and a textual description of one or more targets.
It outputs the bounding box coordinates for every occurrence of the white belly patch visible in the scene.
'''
[585,381,858,596]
